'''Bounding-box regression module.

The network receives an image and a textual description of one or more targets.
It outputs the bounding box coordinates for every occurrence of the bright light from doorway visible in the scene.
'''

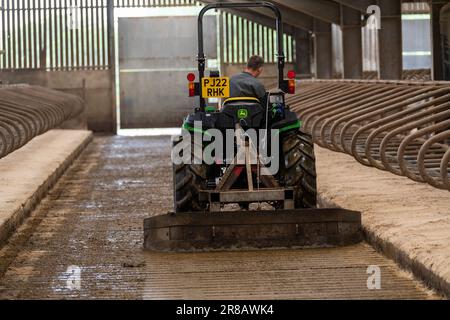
[114,5,218,133]
[118,128,182,137]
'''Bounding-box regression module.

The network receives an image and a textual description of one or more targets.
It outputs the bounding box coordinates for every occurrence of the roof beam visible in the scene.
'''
[270,0,341,24]
[198,0,314,31]
[231,10,297,35]
[331,0,376,13]
[217,7,296,35]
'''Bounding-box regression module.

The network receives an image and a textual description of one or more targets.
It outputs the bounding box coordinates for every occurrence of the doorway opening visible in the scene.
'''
[114,6,220,136]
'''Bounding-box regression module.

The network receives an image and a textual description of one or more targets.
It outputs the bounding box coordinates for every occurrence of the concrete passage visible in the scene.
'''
[0,130,93,246]
[143,245,434,300]
[0,136,439,299]
[316,146,450,297]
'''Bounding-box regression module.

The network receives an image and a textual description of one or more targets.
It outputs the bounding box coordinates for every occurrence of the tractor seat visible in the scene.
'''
[222,97,261,108]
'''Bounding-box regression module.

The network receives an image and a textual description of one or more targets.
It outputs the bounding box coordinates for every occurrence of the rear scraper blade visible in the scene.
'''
[144,208,363,252]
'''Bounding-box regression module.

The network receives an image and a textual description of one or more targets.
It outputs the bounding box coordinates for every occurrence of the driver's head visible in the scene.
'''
[246,55,264,78]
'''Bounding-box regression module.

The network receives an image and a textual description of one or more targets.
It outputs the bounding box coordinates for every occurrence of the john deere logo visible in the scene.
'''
[238,109,248,119]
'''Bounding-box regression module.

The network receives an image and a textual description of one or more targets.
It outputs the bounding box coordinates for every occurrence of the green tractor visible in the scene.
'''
[144,2,362,252]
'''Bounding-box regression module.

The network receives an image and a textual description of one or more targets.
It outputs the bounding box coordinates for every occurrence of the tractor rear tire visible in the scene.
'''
[281,130,317,208]
[173,136,209,213]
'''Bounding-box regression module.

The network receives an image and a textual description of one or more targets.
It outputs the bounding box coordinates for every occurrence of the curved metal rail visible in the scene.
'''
[0,85,84,159]
[287,80,450,191]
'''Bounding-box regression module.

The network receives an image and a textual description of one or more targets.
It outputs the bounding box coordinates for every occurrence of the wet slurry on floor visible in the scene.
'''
[0,136,439,299]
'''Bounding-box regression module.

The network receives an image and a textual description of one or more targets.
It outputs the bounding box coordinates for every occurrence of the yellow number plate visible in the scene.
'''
[202,77,230,98]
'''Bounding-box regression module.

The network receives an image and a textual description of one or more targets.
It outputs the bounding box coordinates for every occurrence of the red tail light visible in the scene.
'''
[187,73,196,82]
[287,70,296,79]
[187,73,196,97]
[189,82,196,97]
[288,79,296,94]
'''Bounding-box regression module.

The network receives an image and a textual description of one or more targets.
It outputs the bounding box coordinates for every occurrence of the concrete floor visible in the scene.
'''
[0,136,439,299]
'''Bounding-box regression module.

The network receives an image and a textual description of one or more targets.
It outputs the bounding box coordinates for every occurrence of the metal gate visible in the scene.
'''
[118,15,217,128]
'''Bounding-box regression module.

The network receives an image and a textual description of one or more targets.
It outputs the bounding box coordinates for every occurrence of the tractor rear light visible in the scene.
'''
[288,79,296,94]
[189,82,196,97]
[287,70,296,79]
[187,73,196,82]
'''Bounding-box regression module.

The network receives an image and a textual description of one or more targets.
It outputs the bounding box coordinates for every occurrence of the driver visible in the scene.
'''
[229,55,267,102]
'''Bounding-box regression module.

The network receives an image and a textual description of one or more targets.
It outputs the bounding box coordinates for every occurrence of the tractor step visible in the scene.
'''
[144,208,363,252]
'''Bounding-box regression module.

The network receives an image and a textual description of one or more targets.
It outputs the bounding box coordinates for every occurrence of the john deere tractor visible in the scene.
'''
[144,2,362,252]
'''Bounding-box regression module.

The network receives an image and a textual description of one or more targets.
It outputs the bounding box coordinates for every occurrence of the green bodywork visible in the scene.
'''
[182,122,211,137]
[183,119,302,135]
[278,120,302,133]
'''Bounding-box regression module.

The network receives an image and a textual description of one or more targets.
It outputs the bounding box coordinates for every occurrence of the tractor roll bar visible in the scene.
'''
[198,2,285,110]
